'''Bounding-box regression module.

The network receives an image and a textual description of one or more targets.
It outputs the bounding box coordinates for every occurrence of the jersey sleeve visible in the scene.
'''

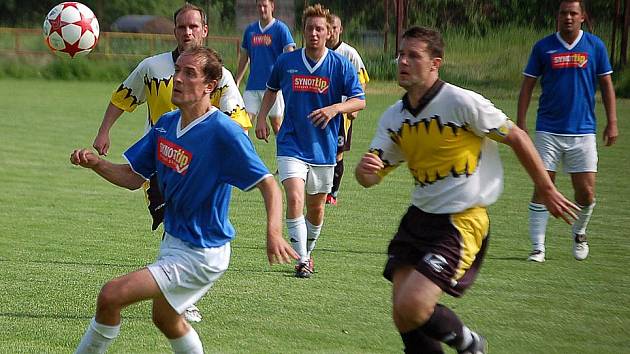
[523,42,543,78]
[123,128,156,180]
[219,127,271,191]
[211,69,252,130]
[342,59,365,100]
[459,91,513,142]
[595,37,613,76]
[280,23,296,51]
[111,58,148,112]
[368,108,404,179]
[241,27,250,51]
[347,48,370,85]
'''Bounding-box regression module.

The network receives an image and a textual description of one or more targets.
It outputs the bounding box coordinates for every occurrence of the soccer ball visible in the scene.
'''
[43,2,100,58]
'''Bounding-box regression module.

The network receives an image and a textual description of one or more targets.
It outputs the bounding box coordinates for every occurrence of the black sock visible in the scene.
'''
[400,327,444,354]
[331,158,344,196]
[419,304,470,350]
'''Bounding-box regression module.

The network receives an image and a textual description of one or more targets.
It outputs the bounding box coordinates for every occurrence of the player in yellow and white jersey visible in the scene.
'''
[325,14,369,205]
[94,5,249,158]
[356,26,578,354]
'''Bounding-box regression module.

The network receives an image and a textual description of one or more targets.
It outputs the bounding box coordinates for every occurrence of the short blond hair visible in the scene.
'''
[302,4,332,32]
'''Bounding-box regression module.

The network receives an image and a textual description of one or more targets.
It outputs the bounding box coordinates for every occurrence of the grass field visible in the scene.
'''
[0,78,628,353]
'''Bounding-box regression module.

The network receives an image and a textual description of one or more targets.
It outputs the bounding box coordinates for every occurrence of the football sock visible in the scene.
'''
[169,327,203,354]
[400,327,444,354]
[287,216,308,263]
[306,219,322,257]
[572,201,595,236]
[419,304,473,351]
[74,317,120,354]
[529,202,549,252]
[330,159,344,198]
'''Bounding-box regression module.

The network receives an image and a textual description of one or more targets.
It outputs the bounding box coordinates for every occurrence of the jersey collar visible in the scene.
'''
[301,48,328,74]
[555,30,583,50]
[330,40,343,51]
[176,106,218,138]
[401,79,445,117]
[258,18,276,32]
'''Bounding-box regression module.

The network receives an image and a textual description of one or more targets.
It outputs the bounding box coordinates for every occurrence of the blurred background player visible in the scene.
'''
[91,2,250,323]
[236,0,295,135]
[325,13,369,205]
[356,26,578,354]
[517,0,618,262]
[72,47,297,354]
[255,4,365,278]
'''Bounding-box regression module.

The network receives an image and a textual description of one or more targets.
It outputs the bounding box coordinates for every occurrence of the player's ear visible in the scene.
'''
[431,57,442,71]
[204,80,218,94]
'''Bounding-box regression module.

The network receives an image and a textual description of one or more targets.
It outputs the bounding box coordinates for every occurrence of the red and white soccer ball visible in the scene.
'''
[43,2,100,58]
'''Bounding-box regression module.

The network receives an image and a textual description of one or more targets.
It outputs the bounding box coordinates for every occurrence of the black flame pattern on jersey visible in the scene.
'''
[386,115,482,187]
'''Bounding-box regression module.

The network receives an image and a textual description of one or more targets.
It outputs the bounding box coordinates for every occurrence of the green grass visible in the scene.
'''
[0,79,628,353]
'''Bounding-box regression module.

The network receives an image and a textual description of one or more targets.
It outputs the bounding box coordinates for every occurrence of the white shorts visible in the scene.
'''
[277,156,334,195]
[535,132,598,173]
[148,233,230,314]
[243,90,285,118]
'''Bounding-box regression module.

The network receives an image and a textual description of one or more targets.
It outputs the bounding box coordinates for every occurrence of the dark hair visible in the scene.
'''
[302,4,332,31]
[402,26,444,59]
[256,0,274,3]
[174,2,207,25]
[560,0,585,13]
[180,47,223,85]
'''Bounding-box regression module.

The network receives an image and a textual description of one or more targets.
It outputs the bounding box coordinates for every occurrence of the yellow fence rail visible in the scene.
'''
[0,27,240,63]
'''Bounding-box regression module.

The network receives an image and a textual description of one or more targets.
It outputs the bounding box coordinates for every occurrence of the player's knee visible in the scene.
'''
[96,281,123,313]
[575,186,595,205]
[393,294,434,328]
[285,194,304,212]
[152,312,187,338]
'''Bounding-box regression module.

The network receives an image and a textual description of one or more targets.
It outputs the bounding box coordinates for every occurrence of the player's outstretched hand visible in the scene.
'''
[603,123,618,146]
[92,132,110,156]
[255,116,270,143]
[539,187,579,225]
[308,105,338,128]
[266,235,299,265]
[70,148,100,169]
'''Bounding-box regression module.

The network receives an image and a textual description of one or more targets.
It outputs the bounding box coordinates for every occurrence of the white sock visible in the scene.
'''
[529,202,549,252]
[75,317,121,354]
[306,219,322,257]
[458,326,474,350]
[169,327,203,354]
[572,202,595,236]
[287,216,308,263]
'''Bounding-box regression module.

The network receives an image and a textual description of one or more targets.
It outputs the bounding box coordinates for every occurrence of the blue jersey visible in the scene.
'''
[124,107,271,248]
[524,31,612,135]
[242,19,295,90]
[267,48,365,165]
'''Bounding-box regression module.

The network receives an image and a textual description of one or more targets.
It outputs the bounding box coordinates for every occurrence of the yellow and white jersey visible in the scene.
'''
[332,41,369,85]
[369,80,513,214]
[110,50,251,130]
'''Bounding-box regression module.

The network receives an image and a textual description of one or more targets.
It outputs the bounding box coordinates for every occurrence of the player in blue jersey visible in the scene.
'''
[236,0,296,135]
[71,47,297,354]
[356,26,577,354]
[255,4,365,278]
[517,0,618,263]
[91,3,251,323]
